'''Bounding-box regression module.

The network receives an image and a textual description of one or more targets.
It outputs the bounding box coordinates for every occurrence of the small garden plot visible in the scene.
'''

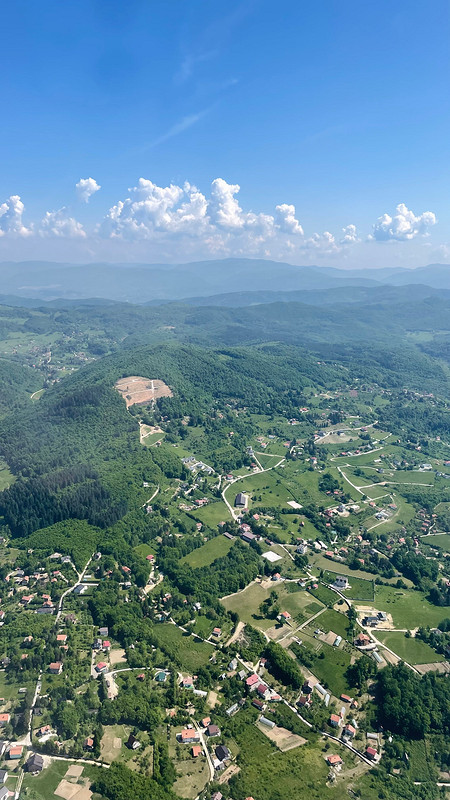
[376,632,445,665]
[373,585,448,629]
[151,624,214,671]
[181,535,234,568]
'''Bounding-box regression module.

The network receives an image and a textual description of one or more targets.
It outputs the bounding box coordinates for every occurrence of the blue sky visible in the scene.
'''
[1,0,449,266]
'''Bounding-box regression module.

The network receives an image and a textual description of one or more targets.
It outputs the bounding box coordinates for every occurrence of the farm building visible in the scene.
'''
[234,493,248,508]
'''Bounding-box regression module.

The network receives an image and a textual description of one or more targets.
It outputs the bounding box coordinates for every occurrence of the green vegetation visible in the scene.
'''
[181,535,234,567]
[151,624,214,671]
[377,632,445,664]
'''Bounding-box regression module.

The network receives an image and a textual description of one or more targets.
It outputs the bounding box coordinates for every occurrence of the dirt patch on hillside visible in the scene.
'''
[218,764,240,784]
[256,722,306,751]
[55,779,92,800]
[65,765,84,778]
[109,648,126,665]
[115,376,173,408]
[415,661,450,675]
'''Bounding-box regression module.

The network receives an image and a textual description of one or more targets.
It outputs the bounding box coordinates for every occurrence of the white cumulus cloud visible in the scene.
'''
[371,203,436,241]
[76,177,101,203]
[275,204,304,235]
[0,195,32,237]
[341,224,359,244]
[39,208,86,238]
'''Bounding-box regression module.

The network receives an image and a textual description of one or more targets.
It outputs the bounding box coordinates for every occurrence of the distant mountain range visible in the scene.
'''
[0,258,449,305]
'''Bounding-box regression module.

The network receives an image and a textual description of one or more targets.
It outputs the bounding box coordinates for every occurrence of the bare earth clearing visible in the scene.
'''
[54,766,91,800]
[115,376,173,407]
[256,722,307,751]
[415,661,450,675]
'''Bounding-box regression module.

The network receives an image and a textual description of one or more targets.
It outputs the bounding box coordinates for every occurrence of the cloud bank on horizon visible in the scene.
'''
[0,177,440,264]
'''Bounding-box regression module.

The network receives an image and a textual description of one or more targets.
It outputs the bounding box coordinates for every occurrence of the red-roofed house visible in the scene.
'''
[191,745,202,757]
[245,674,259,690]
[366,746,377,760]
[327,754,343,766]
[179,729,200,744]
[329,714,340,728]
[49,662,63,674]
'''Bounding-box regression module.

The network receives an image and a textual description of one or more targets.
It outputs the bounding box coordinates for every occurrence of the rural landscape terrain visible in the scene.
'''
[0,260,449,800]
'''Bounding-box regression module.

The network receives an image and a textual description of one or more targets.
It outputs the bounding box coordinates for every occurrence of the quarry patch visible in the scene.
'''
[115,376,173,407]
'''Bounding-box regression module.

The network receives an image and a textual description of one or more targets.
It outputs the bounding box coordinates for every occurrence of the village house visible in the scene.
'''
[48,661,63,674]
[329,713,341,728]
[178,729,200,744]
[245,674,259,691]
[215,744,230,763]
[127,734,141,750]
[7,746,23,760]
[327,754,342,766]
[25,753,43,774]
[0,715,10,726]
[191,745,202,758]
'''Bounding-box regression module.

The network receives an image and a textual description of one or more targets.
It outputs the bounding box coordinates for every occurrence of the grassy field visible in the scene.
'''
[100,723,133,763]
[322,569,374,601]
[305,644,355,697]
[181,535,234,567]
[168,727,210,799]
[227,711,346,800]
[222,582,323,631]
[421,533,450,551]
[21,760,98,799]
[134,542,157,559]
[307,584,338,607]
[373,585,449,629]
[376,632,445,665]
[223,469,292,509]
[151,623,214,671]
[315,608,351,639]
[0,461,14,491]
[189,500,230,528]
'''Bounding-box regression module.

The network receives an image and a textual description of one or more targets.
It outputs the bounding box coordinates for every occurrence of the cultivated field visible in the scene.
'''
[115,376,173,407]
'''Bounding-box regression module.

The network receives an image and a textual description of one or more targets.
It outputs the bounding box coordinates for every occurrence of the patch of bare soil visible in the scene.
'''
[109,648,127,665]
[218,764,241,784]
[415,661,450,675]
[115,376,173,408]
[256,722,306,751]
